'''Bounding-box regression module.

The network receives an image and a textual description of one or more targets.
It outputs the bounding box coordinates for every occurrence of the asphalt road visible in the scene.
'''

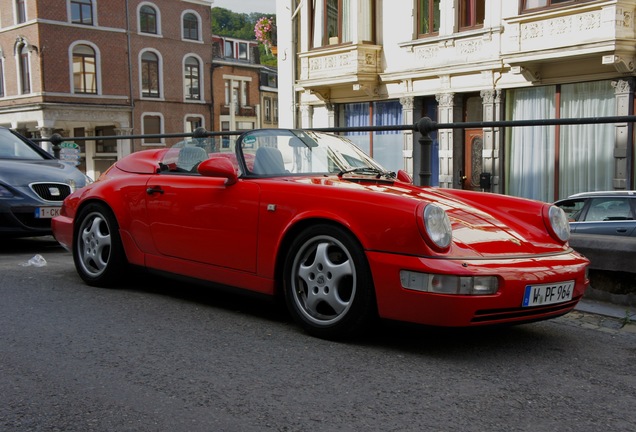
[1,236,635,432]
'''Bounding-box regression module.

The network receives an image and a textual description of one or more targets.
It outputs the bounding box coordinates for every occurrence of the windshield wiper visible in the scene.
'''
[337,167,395,179]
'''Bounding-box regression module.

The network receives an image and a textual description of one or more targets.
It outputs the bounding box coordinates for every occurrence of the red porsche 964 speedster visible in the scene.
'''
[52,129,589,339]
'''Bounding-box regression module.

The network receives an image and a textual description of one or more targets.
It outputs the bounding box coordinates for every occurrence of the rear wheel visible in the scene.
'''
[73,203,127,287]
[283,224,377,339]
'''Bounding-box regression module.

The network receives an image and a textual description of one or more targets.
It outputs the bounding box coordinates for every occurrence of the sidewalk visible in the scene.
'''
[570,297,636,334]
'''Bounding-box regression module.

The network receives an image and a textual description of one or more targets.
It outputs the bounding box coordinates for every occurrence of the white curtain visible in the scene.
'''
[344,103,370,154]
[507,86,556,202]
[559,81,615,198]
[342,0,350,43]
[373,101,403,172]
[312,0,324,47]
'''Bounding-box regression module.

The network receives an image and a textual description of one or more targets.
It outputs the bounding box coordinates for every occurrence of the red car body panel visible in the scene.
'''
[53,145,590,327]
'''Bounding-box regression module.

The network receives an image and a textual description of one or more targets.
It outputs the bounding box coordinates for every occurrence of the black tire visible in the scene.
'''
[283,224,377,339]
[73,203,127,287]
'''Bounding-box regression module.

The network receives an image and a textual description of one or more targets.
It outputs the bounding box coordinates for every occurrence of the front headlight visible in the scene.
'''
[421,203,453,250]
[544,205,570,243]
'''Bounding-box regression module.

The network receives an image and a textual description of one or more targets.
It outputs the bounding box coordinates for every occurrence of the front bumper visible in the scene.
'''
[367,250,589,327]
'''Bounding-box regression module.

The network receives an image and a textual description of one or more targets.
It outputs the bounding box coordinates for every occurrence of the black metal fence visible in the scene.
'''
[35,115,636,187]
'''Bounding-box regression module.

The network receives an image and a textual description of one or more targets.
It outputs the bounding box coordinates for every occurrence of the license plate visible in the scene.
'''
[35,207,61,219]
[522,281,574,307]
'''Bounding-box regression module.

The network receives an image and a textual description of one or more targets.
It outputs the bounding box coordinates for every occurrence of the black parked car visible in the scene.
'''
[0,126,91,238]
[554,191,636,237]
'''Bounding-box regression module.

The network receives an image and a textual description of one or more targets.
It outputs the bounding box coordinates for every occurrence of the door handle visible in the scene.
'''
[146,187,164,195]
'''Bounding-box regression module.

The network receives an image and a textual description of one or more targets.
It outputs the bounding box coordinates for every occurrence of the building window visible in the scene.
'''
[273,99,278,121]
[224,41,233,58]
[0,60,4,97]
[16,0,27,24]
[183,12,199,40]
[140,4,158,34]
[70,0,93,25]
[311,0,352,47]
[418,0,440,37]
[18,43,31,94]
[522,0,589,11]
[342,101,403,173]
[184,56,200,101]
[73,44,97,94]
[264,97,272,122]
[143,114,162,144]
[186,116,202,132]
[141,51,160,98]
[506,81,615,202]
[238,42,248,60]
[459,0,484,30]
[241,81,248,107]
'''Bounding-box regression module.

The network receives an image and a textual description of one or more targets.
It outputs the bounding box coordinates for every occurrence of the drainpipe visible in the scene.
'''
[125,0,135,135]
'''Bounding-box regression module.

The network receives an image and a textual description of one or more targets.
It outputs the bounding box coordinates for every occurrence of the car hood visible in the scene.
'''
[281,176,566,257]
[0,159,88,187]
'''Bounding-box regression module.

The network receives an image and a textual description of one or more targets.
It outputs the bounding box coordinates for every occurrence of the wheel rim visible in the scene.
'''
[77,211,112,277]
[291,235,356,326]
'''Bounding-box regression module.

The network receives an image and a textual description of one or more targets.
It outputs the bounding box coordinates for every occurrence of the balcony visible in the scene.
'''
[502,2,636,76]
[297,43,382,100]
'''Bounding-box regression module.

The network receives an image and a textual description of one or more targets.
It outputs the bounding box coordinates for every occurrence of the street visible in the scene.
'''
[1,236,635,432]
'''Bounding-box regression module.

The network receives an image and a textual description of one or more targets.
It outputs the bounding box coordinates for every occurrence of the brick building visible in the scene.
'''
[0,0,214,180]
[211,34,278,145]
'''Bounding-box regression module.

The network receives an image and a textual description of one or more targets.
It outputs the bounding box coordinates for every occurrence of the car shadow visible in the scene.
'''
[116,269,565,355]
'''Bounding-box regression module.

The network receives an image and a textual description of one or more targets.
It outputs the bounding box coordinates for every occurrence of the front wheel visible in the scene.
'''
[73,203,127,287]
[283,224,377,339]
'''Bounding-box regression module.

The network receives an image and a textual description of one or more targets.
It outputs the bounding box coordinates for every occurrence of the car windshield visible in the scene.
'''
[239,129,392,177]
[0,128,46,160]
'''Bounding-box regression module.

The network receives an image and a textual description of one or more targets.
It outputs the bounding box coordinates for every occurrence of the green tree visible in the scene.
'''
[211,8,277,66]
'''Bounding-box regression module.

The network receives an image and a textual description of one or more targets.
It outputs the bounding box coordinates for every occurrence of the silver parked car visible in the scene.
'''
[554,191,636,237]
[0,126,91,238]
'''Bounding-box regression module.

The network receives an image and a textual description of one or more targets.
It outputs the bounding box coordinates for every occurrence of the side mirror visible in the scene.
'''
[197,157,238,186]
[397,170,413,184]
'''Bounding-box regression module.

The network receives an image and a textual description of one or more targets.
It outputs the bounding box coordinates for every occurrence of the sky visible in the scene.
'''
[212,0,276,14]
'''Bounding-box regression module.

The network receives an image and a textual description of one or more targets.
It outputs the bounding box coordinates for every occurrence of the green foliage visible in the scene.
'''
[211,8,277,66]
[211,8,274,40]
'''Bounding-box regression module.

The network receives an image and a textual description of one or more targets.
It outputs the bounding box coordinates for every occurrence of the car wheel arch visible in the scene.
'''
[273,217,368,298]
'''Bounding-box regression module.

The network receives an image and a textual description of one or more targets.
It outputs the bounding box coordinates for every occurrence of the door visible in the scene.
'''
[463,128,483,191]
[145,174,260,272]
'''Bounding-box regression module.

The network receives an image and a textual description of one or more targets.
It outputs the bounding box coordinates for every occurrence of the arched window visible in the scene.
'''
[73,44,97,94]
[70,0,94,25]
[17,42,31,94]
[183,12,199,40]
[141,51,160,97]
[140,5,158,34]
[184,56,200,100]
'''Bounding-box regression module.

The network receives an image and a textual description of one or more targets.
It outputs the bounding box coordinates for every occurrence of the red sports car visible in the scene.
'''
[52,129,589,339]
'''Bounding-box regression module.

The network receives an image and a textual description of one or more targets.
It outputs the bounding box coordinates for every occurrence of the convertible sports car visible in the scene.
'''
[0,126,91,238]
[52,129,589,339]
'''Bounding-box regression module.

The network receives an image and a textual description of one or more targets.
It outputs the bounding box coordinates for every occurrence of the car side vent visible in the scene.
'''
[30,182,72,202]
